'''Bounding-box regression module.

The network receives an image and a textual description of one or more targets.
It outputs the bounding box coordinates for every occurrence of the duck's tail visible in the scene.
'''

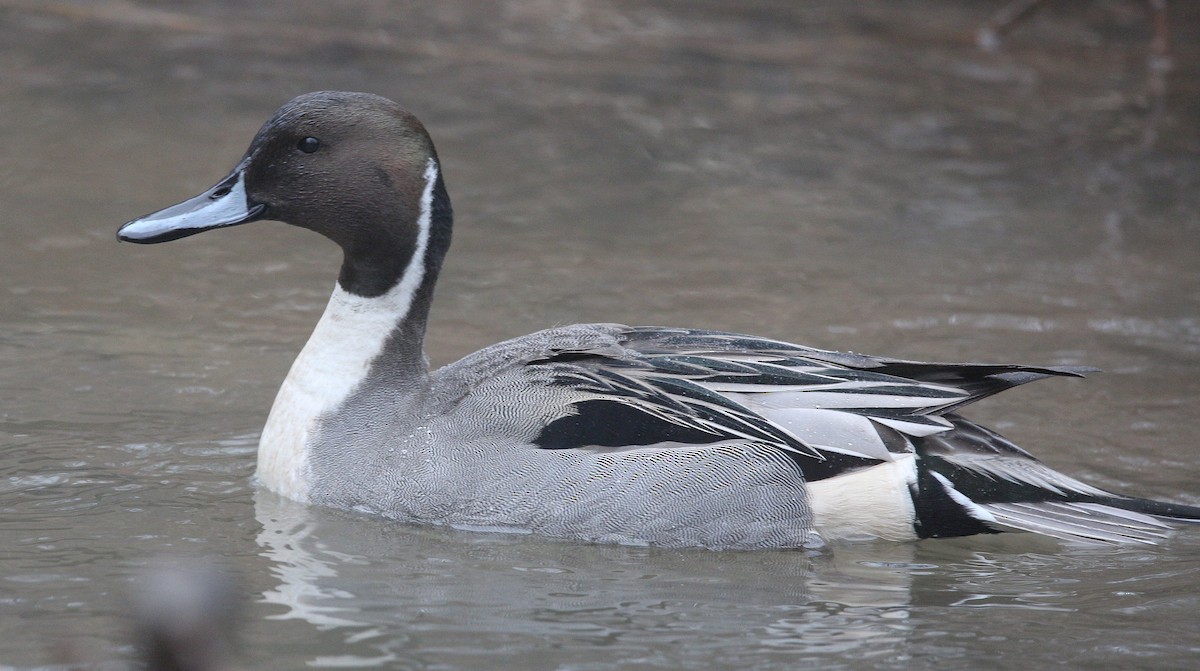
[910,416,1200,545]
[1094,495,1200,521]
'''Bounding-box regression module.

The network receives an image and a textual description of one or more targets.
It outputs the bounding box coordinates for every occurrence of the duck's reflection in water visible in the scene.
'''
[254,490,923,666]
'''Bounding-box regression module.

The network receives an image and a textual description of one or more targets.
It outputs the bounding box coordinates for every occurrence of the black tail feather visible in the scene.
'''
[1098,496,1200,522]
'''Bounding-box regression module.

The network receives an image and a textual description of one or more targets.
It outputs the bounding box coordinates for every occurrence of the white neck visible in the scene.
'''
[256,158,439,501]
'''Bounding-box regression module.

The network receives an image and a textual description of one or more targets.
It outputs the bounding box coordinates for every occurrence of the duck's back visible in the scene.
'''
[309,324,914,548]
[356,324,818,548]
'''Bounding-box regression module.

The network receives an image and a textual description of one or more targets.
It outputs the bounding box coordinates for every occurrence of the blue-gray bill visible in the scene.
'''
[117,162,264,244]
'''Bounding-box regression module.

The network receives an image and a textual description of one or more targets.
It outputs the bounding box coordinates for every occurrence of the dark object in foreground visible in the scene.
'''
[130,559,241,671]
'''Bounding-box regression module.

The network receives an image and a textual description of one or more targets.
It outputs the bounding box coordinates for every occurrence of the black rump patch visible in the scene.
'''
[910,454,1000,539]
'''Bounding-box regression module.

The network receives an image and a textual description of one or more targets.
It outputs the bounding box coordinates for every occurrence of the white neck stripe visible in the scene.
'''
[384,157,438,316]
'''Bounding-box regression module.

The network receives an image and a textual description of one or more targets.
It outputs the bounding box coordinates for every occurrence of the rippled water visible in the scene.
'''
[3,1,1200,669]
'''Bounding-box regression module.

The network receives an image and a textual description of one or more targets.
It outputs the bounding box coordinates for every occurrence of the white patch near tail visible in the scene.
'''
[256,158,440,501]
[807,454,919,542]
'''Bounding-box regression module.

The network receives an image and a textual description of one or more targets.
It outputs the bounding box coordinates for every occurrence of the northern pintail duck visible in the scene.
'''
[118,91,1199,548]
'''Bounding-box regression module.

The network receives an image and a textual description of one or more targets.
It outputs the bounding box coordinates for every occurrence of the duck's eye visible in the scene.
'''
[297,137,320,154]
